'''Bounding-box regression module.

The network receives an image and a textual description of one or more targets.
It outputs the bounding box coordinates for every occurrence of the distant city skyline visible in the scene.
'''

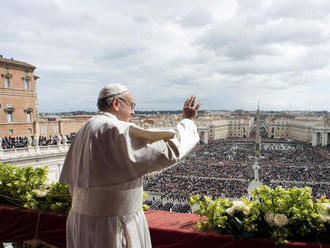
[39,109,329,116]
[1,0,330,112]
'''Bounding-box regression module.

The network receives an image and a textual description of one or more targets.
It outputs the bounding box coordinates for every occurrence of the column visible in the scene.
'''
[312,132,317,146]
[58,120,63,136]
[202,130,208,144]
[322,131,328,147]
[0,138,3,159]
[317,132,322,146]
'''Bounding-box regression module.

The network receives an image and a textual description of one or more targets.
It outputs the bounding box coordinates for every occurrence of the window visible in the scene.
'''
[5,77,10,88]
[26,112,32,122]
[53,126,59,133]
[24,79,29,89]
[9,129,13,135]
[7,112,13,122]
[28,128,32,135]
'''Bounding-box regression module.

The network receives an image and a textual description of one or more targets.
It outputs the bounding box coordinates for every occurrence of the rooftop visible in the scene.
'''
[0,56,36,71]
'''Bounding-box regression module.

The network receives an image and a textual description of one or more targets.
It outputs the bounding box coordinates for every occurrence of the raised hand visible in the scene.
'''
[183,96,202,120]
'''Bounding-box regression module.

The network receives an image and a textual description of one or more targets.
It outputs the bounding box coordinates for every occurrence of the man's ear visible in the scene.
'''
[112,98,120,111]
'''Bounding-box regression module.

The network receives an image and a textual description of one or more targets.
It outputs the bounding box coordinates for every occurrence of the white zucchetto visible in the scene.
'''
[98,84,128,100]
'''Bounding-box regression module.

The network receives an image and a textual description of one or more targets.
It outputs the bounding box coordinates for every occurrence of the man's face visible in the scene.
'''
[117,92,135,122]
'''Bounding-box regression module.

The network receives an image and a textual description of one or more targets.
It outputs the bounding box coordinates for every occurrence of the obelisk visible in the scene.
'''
[255,102,261,159]
[248,102,262,197]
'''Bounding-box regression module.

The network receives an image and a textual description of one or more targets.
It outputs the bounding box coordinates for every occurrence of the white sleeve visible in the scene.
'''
[59,117,199,187]
[125,119,200,175]
[169,119,200,160]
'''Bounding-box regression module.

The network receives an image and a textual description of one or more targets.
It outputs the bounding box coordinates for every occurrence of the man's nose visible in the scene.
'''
[131,110,135,116]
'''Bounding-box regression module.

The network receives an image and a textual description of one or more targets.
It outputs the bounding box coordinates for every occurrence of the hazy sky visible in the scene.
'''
[1,0,330,112]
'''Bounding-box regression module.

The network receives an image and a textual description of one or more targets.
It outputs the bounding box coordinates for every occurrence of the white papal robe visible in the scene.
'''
[59,112,199,248]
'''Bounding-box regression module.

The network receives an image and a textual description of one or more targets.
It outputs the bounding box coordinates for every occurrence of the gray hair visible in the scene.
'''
[97,95,119,111]
[97,83,128,111]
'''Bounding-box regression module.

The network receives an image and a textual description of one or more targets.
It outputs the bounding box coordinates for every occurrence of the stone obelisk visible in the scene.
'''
[248,102,262,197]
[255,102,261,159]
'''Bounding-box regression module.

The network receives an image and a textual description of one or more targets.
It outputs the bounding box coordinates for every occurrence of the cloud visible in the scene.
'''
[176,8,213,28]
[1,0,330,112]
[268,0,330,20]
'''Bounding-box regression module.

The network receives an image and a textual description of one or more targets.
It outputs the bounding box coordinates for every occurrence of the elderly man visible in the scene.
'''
[59,84,201,248]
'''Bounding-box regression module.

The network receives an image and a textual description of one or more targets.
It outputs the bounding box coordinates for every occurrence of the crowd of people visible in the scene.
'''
[0,135,75,149]
[144,200,191,213]
[0,136,29,149]
[259,142,330,167]
[260,164,329,182]
[143,140,330,213]
[2,135,329,213]
[144,175,249,200]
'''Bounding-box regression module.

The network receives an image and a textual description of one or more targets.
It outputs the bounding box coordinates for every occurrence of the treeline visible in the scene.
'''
[40,110,207,116]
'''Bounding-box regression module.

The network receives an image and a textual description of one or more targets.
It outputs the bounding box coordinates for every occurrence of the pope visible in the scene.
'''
[60,84,201,248]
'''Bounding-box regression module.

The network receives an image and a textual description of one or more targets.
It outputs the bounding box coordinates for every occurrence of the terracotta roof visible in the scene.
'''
[0,57,36,71]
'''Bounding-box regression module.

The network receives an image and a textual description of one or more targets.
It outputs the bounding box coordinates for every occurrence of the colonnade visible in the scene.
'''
[312,129,330,147]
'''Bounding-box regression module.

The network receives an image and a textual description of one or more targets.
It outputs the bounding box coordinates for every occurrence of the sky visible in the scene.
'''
[1,0,330,112]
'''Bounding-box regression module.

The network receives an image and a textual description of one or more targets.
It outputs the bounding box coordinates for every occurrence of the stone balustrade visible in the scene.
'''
[0,144,69,160]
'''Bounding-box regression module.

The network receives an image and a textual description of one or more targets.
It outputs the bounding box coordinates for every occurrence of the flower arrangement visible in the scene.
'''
[0,163,71,213]
[0,163,150,213]
[190,185,330,244]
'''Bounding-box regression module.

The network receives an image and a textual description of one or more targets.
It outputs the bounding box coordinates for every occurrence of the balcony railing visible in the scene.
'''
[0,144,69,160]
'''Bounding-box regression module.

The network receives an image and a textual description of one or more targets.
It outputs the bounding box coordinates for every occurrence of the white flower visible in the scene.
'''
[319,214,327,223]
[273,214,288,227]
[226,206,235,216]
[226,201,250,216]
[32,189,48,198]
[264,211,275,226]
[191,203,200,212]
[43,180,54,188]
[318,203,330,224]
[242,205,251,216]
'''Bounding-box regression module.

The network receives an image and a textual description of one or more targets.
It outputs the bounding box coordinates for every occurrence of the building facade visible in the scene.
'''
[38,116,90,137]
[0,57,39,137]
[228,117,253,138]
[0,57,91,139]
[264,118,289,139]
[195,117,254,142]
[264,117,330,146]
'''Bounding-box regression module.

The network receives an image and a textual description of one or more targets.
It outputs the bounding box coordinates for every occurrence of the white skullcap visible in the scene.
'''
[98,84,128,100]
